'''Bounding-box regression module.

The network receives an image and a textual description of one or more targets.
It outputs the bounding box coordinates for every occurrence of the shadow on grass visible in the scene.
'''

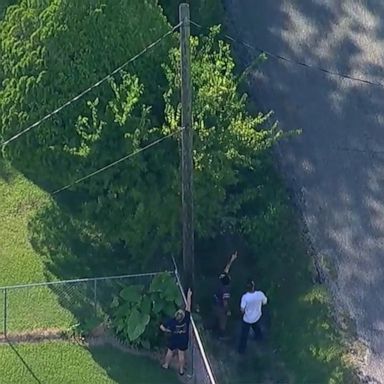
[0,159,15,183]
[27,203,121,325]
[88,344,179,384]
[28,203,124,281]
[7,341,42,384]
[25,203,176,383]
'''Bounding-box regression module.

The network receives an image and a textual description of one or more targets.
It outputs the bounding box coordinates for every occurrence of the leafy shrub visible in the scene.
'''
[67,317,104,340]
[110,272,182,349]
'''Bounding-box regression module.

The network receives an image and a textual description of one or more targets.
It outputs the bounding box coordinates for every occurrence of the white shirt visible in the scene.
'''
[240,291,267,324]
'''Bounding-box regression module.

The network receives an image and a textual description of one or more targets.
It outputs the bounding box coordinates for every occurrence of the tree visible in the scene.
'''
[0,0,172,188]
[1,0,280,268]
[0,0,17,20]
[163,28,281,239]
[69,28,280,265]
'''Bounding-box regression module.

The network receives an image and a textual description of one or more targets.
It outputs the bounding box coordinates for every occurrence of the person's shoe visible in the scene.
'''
[162,364,169,369]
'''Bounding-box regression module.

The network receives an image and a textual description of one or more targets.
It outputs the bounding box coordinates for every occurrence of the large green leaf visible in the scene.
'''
[127,308,150,342]
[149,273,170,293]
[150,273,180,303]
[114,302,132,319]
[141,295,152,316]
[164,302,177,318]
[152,294,164,314]
[120,285,143,304]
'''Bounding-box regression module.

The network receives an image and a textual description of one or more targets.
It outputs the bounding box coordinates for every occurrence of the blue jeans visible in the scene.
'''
[238,320,262,353]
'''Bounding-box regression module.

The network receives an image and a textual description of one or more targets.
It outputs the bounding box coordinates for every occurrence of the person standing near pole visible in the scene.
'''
[238,279,267,354]
[213,251,238,338]
[160,288,192,376]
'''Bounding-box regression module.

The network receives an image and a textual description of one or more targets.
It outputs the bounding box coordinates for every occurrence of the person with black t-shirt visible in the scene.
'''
[160,288,192,376]
[213,251,238,338]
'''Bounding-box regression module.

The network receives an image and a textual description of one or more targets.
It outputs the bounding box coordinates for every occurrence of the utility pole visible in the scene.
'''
[179,3,194,291]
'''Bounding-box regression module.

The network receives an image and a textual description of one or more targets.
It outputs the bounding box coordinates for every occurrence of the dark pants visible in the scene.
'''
[213,305,227,336]
[238,320,262,353]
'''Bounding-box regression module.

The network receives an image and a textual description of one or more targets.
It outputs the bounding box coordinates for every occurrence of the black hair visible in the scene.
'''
[246,279,255,292]
[219,273,231,286]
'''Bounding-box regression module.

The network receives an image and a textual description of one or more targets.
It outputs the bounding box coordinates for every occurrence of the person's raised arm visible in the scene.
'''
[223,251,238,274]
[186,288,192,312]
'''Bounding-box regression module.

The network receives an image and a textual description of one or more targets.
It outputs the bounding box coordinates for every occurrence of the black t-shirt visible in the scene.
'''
[164,311,191,346]
[214,285,230,307]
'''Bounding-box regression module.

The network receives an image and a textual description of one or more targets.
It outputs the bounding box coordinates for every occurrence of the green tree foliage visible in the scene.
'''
[0,0,17,20]
[1,0,279,267]
[162,28,281,238]
[0,0,172,185]
[110,273,182,348]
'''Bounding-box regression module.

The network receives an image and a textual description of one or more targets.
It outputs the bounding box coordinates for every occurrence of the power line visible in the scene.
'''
[336,145,384,156]
[190,20,384,89]
[52,128,183,195]
[1,23,182,148]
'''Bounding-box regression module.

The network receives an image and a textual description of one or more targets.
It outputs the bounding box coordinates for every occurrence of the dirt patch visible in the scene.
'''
[0,328,64,344]
[0,328,187,383]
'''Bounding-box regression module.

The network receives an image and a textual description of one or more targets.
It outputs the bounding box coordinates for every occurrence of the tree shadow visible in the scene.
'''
[7,341,43,384]
[0,159,15,183]
[88,344,179,384]
[28,203,127,281]
[22,202,177,382]
[226,0,384,381]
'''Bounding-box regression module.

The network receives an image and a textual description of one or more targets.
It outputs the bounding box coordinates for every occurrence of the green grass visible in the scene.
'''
[0,163,50,286]
[0,340,179,384]
[0,162,75,333]
[0,163,180,383]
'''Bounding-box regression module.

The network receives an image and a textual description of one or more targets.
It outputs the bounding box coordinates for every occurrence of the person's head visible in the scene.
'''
[219,272,231,286]
[175,309,185,322]
[246,279,255,292]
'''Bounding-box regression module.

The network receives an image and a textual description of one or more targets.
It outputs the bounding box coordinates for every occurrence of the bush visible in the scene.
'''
[0,0,171,184]
[110,273,182,349]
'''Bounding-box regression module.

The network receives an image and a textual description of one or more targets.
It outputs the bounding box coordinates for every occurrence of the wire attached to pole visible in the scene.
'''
[52,128,183,195]
[190,19,384,89]
[1,23,182,148]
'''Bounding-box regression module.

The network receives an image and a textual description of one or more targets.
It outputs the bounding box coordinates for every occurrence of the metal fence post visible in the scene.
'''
[93,279,97,318]
[4,288,7,338]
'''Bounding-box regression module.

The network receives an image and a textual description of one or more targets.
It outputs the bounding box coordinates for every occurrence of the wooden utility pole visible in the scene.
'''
[179,3,194,291]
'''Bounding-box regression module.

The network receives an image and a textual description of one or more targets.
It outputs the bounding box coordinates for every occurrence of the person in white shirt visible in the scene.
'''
[238,279,267,353]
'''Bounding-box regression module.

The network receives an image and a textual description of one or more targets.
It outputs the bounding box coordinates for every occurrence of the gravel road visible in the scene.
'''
[225,1,384,382]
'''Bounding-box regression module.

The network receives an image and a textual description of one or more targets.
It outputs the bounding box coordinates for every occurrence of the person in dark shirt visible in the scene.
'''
[213,251,238,338]
[160,288,192,376]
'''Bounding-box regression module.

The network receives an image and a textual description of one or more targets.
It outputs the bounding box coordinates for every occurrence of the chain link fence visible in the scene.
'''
[173,265,217,384]
[0,270,217,384]
[0,273,160,338]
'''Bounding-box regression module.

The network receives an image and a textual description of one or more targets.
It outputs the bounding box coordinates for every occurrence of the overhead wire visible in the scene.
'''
[52,128,183,195]
[190,20,384,89]
[1,22,182,148]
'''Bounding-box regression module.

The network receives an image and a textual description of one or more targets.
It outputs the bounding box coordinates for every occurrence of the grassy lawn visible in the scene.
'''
[0,340,179,384]
[0,162,75,334]
[0,163,179,383]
